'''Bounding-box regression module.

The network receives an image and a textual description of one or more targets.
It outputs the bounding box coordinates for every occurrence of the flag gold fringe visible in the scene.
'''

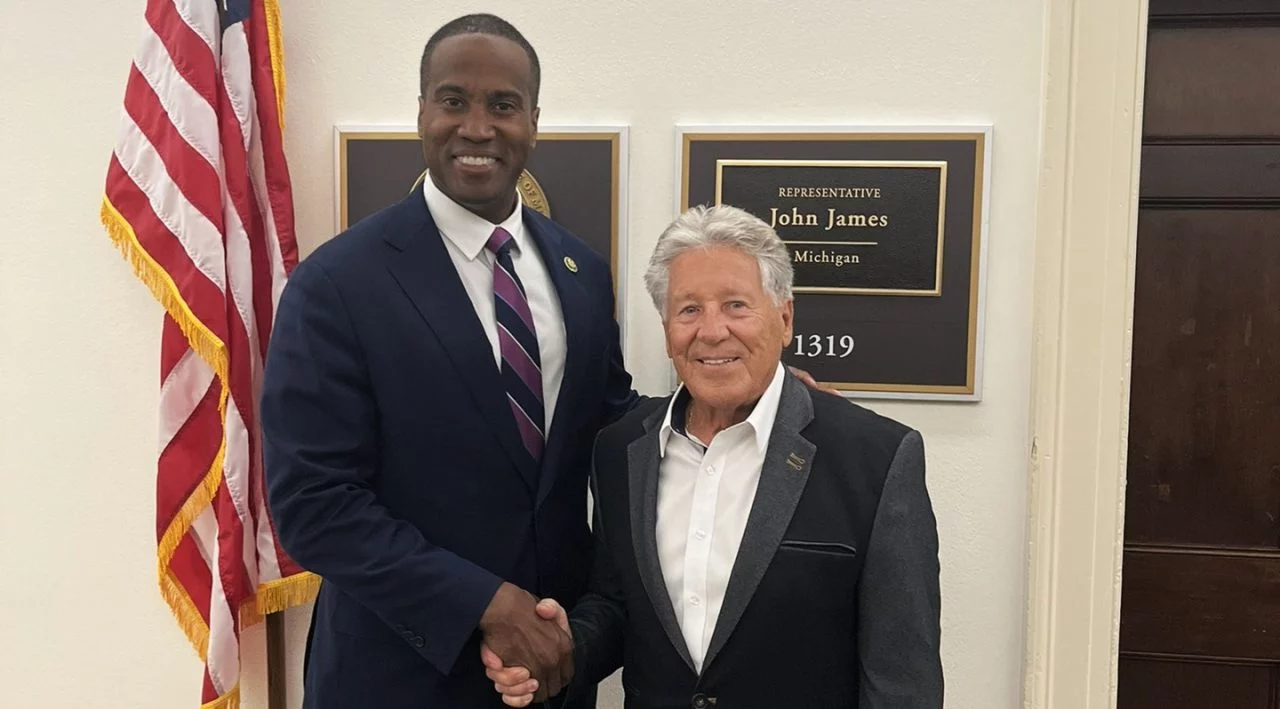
[240,572,322,628]
[257,572,322,616]
[160,568,211,659]
[99,197,230,386]
[263,0,286,131]
[157,439,227,605]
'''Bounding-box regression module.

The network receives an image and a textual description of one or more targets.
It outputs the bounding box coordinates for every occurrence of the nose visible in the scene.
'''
[695,308,731,345]
[457,104,495,142]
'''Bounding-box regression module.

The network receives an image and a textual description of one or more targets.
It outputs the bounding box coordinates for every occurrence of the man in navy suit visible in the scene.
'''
[261,14,637,707]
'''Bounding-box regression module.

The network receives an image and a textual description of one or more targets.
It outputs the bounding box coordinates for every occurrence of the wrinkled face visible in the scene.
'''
[664,245,794,413]
[417,33,539,223]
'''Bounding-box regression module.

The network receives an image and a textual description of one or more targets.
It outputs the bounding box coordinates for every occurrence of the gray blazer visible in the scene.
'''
[569,371,943,708]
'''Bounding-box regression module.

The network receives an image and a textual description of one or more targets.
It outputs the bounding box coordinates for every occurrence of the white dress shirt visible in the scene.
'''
[423,175,567,430]
[655,363,786,672]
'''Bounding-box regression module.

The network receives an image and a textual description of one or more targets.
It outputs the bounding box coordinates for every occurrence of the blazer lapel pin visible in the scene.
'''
[563,255,578,273]
[786,452,805,471]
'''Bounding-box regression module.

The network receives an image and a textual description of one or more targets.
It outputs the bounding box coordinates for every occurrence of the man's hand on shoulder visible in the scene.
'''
[479,585,573,703]
[788,365,842,397]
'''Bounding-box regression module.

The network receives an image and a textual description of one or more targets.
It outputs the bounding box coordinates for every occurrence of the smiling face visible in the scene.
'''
[417,33,539,223]
[664,245,794,418]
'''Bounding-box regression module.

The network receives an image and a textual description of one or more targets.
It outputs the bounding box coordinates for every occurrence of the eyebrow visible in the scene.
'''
[487,89,525,105]
[431,83,467,96]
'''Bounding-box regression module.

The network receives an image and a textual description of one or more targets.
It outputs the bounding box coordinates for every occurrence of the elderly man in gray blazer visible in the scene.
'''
[485,204,943,708]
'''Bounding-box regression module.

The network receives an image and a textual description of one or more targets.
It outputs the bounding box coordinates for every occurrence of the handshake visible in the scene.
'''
[478,582,574,707]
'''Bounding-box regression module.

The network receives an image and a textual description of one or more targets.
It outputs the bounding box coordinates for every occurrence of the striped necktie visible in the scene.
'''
[486,227,545,463]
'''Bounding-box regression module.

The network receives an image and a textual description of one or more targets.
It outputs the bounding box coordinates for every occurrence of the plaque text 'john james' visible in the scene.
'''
[716,160,946,295]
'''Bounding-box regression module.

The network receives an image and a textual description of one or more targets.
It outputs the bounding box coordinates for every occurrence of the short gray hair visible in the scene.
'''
[644,204,794,315]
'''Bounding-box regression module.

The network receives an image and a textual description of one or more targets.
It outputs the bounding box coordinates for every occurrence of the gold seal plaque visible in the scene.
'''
[516,170,551,218]
[408,168,551,218]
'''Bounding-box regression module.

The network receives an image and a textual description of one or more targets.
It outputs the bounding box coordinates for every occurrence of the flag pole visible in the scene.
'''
[267,612,287,708]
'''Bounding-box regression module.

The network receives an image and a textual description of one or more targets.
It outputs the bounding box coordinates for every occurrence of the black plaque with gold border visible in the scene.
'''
[678,127,990,401]
[335,125,630,336]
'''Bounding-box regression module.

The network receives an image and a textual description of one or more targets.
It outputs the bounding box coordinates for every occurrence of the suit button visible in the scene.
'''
[692,694,708,709]
[413,636,425,648]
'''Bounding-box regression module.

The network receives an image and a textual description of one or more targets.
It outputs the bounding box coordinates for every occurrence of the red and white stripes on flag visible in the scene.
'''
[100,1,317,706]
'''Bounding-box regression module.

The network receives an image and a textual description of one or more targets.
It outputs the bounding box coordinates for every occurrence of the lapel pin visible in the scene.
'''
[563,256,578,273]
[786,453,805,471]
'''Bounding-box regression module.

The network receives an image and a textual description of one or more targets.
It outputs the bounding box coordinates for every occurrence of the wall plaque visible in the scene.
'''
[335,125,630,335]
[679,127,990,400]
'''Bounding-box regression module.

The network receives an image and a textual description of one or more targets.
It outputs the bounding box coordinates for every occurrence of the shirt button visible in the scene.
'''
[689,594,701,606]
[694,529,707,540]
[705,465,715,475]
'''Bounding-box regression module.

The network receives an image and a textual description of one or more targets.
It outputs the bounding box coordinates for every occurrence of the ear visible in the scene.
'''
[780,299,795,347]
[530,106,540,149]
[416,96,427,138]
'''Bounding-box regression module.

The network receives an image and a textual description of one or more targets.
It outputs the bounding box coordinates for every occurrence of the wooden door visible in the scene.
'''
[1118,2,1280,707]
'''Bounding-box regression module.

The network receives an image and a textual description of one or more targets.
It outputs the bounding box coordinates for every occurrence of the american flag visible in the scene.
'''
[99,1,317,706]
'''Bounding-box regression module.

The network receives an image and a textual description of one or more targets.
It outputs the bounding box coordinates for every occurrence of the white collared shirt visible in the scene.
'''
[423,175,567,431]
[655,363,787,672]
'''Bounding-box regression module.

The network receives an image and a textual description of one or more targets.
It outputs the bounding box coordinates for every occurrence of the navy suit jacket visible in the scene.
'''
[261,192,639,708]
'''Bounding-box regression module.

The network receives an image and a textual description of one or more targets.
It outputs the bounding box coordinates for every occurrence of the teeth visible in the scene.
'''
[702,358,735,365]
[456,155,495,166]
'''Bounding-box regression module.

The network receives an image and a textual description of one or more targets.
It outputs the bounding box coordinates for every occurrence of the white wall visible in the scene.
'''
[1,1,1043,707]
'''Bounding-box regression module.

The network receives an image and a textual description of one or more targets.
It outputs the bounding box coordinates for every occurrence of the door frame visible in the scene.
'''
[1023,0,1149,706]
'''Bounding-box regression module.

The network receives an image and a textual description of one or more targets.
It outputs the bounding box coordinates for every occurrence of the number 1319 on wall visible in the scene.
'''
[793,334,855,358]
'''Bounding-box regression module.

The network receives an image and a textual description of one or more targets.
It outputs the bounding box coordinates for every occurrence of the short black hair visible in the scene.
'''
[419,14,541,105]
